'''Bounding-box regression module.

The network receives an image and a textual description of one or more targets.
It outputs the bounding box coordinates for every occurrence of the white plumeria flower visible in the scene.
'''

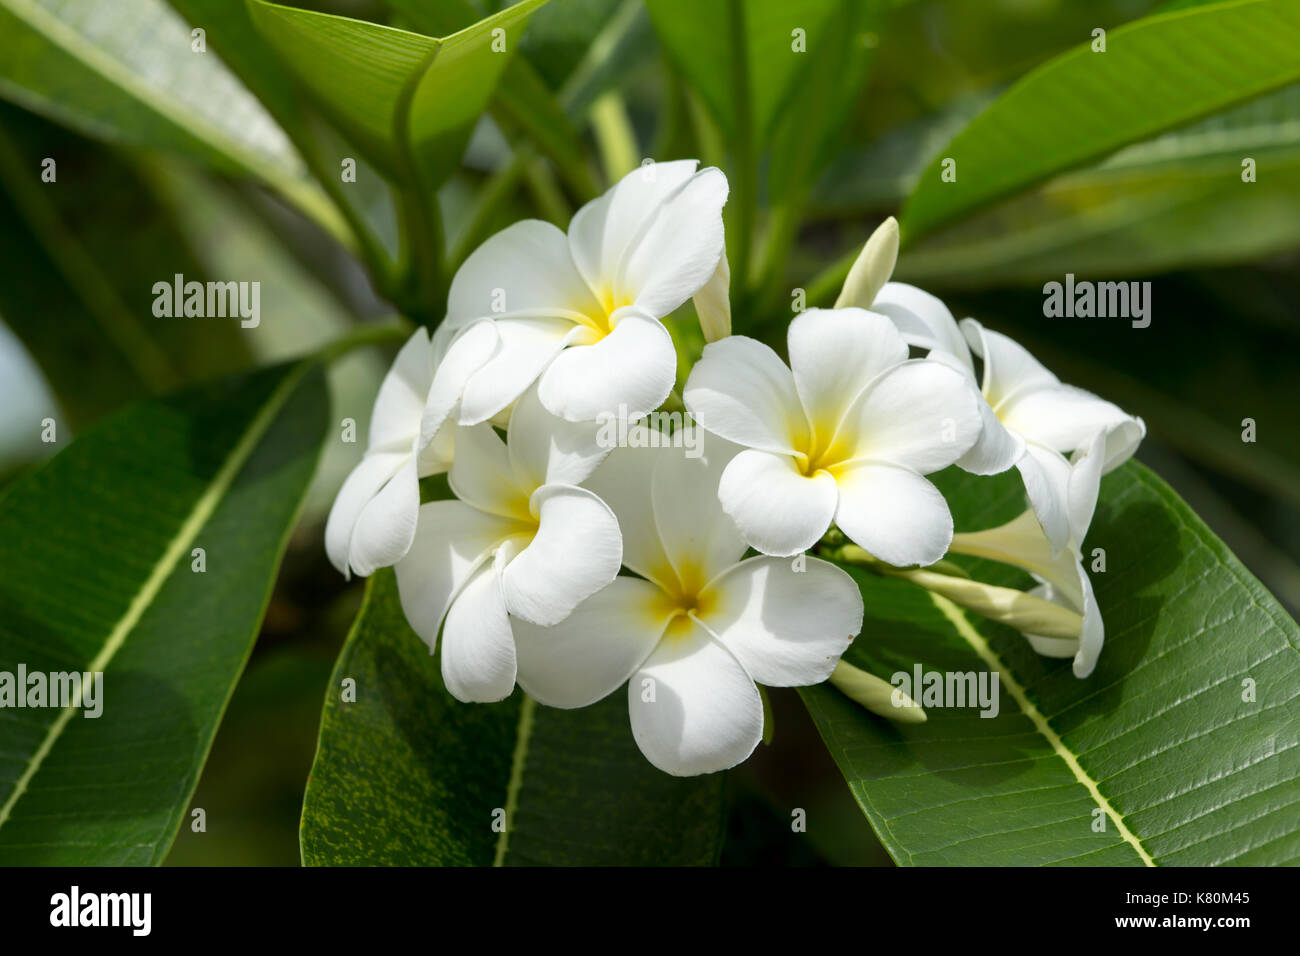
[869,284,1024,477]
[325,322,497,578]
[683,307,982,566]
[950,430,1109,678]
[394,384,622,702]
[443,159,728,425]
[512,431,863,776]
[885,300,1144,551]
[835,218,1144,528]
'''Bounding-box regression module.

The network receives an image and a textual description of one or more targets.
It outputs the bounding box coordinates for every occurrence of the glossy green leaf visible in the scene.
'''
[516,0,627,91]
[802,462,1300,865]
[300,570,728,866]
[0,109,255,428]
[142,157,388,523]
[901,0,1300,239]
[900,153,1300,288]
[767,2,880,202]
[247,0,543,189]
[0,360,328,864]
[164,0,388,260]
[0,0,337,232]
[645,0,841,146]
[382,0,592,195]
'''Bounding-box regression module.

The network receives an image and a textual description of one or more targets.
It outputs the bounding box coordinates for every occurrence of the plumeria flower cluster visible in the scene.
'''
[327,165,1146,776]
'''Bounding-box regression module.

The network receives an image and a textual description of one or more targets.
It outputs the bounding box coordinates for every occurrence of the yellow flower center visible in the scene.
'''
[573,286,632,340]
[647,557,718,639]
[794,423,855,479]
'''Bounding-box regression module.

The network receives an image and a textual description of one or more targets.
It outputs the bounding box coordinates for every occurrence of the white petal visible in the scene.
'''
[583,440,672,585]
[500,484,622,626]
[449,423,532,520]
[506,383,609,489]
[417,418,457,476]
[843,360,981,472]
[834,462,954,567]
[1066,429,1107,546]
[693,247,731,342]
[787,307,908,443]
[999,383,1145,470]
[514,577,670,709]
[628,617,763,776]
[537,309,676,422]
[568,159,700,298]
[367,327,432,453]
[718,449,837,558]
[619,167,728,318]
[956,393,1025,476]
[872,282,972,373]
[684,335,807,455]
[394,500,522,649]
[950,509,1083,609]
[441,561,517,703]
[325,450,408,576]
[962,319,1059,411]
[698,556,861,686]
[346,456,421,577]
[418,320,499,456]
[1024,559,1103,679]
[448,219,601,324]
[652,437,748,584]
[1073,568,1104,678]
[457,317,578,426]
[1016,441,1073,554]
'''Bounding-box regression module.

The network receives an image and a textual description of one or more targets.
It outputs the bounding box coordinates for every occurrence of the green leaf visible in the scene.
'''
[0,360,328,864]
[300,570,728,866]
[164,0,393,263]
[802,462,1300,865]
[899,151,1300,288]
[0,109,256,427]
[141,156,389,523]
[382,0,593,196]
[900,0,1300,239]
[645,0,841,146]
[247,0,543,190]
[0,0,337,233]
[515,0,626,91]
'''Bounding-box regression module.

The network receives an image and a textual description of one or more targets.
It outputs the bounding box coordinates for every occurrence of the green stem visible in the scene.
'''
[449,151,532,270]
[726,0,757,305]
[396,180,446,325]
[831,544,1084,640]
[522,158,572,228]
[316,316,415,364]
[447,0,645,274]
[753,193,804,315]
[591,91,641,182]
[560,0,645,119]
[301,145,398,296]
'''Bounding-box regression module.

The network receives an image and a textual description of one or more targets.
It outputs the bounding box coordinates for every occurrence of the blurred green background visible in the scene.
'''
[1,0,1296,865]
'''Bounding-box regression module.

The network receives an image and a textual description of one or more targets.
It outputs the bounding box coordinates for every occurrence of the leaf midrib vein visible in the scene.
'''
[6,0,303,193]
[493,694,536,866]
[0,362,311,833]
[929,593,1157,866]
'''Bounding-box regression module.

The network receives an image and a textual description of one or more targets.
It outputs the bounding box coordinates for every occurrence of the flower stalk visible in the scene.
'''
[831,544,1084,640]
